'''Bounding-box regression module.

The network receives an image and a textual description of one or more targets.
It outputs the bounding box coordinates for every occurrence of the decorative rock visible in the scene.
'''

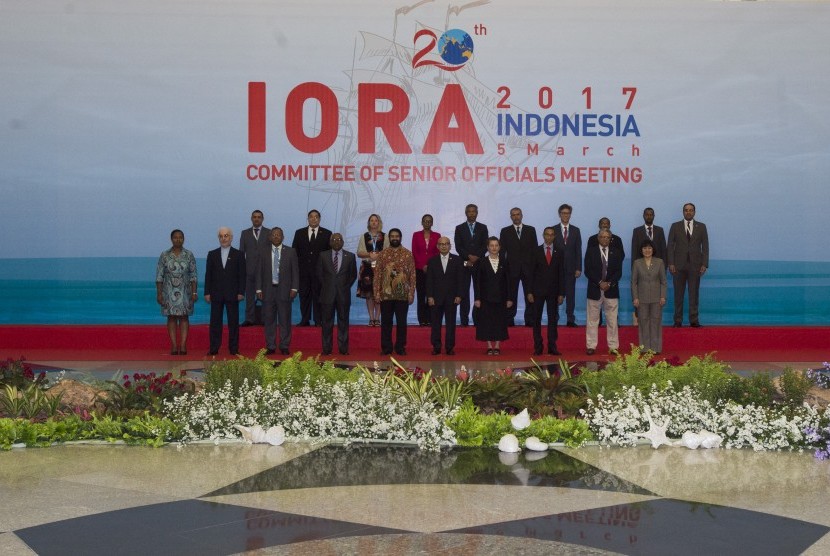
[511,409,531,430]
[525,436,549,452]
[676,431,703,450]
[235,424,285,446]
[698,430,723,449]
[498,433,521,453]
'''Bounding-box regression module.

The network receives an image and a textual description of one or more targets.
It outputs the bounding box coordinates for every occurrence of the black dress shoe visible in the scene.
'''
[229,350,239,356]
[280,348,290,355]
[549,348,562,355]
[673,322,682,328]
[566,321,578,328]
[460,322,469,327]
[296,321,310,327]
[431,348,441,355]
[533,348,543,356]
[180,349,187,356]
[322,350,332,355]
[690,322,702,328]
[446,349,455,355]
[240,321,255,327]
[586,348,596,355]
[265,348,276,355]
[339,351,349,356]
[207,350,218,356]
[507,319,515,327]
[396,348,407,356]
[381,350,392,355]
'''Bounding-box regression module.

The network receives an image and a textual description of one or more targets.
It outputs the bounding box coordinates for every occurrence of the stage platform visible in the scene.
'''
[1,325,827,373]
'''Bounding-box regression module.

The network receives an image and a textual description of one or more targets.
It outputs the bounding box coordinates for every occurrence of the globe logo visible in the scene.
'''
[437,29,474,66]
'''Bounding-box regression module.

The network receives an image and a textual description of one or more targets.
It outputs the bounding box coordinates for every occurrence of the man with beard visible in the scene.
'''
[373,228,416,356]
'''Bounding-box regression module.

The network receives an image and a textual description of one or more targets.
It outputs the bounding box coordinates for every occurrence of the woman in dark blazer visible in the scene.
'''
[473,237,513,355]
[631,238,667,353]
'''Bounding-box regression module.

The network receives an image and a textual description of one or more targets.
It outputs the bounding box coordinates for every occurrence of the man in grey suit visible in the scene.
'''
[667,203,709,328]
[239,210,270,326]
[256,227,299,355]
[316,233,358,355]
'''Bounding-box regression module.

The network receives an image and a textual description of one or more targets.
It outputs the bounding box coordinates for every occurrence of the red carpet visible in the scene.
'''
[1,325,827,363]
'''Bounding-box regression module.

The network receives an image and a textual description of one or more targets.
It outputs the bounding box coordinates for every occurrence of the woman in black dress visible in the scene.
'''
[356,214,389,326]
[474,237,513,355]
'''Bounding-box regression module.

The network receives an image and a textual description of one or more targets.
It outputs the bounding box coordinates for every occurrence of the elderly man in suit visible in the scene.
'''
[256,227,299,356]
[499,207,538,327]
[667,202,709,328]
[316,233,357,355]
[584,229,624,355]
[454,203,489,327]
[204,227,246,356]
[425,236,464,355]
[527,227,566,356]
[553,203,582,327]
[239,209,270,326]
[291,209,332,327]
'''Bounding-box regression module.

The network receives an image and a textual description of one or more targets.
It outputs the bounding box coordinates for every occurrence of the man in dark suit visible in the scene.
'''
[239,209,270,326]
[316,233,357,355]
[584,229,623,355]
[256,227,299,355]
[453,203,489,327]
[631,207,666,267]
[291,209,332,327]
[425,236,464,355]
[553,203,582,327]
[499,207,538,327]
[204,227,246,355]
[667,202,709,328]
[586,217,626,259]
[527,227,566,356]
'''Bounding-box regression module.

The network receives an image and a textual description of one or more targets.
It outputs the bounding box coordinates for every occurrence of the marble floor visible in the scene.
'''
[2,441,830,555]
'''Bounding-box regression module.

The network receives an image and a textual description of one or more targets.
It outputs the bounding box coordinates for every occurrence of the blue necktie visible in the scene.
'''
[273,247,280,284]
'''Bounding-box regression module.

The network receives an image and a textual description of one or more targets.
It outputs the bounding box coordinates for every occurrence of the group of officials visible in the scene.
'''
[178,202,707,357]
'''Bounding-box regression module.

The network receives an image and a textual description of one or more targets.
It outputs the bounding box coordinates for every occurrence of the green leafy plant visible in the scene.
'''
[264,352,358,391]
[514,359,588,417]
[778,368,813,406]
[0,384,63,419]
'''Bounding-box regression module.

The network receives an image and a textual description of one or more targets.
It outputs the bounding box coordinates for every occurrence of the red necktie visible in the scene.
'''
[546,246,552,264]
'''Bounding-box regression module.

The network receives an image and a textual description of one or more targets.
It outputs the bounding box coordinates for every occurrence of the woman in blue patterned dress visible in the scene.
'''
[156,229,198,355]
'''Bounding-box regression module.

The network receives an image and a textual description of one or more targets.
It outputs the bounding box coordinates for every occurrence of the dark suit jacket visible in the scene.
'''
[584,244,624,300]
[454,221,489,263]
[425,254,464,305]
[239,226,271,275]
[291,227,333,278]
[528,245,566,297]
[204,247,246,301]
[499,224,538,278]
[630,224,667,267]
[586,233,626,261]
[256,244,299,301]
[552,224,582,273]
[667,220,709,271]
[316,249,357,305]
[473,256,511,303]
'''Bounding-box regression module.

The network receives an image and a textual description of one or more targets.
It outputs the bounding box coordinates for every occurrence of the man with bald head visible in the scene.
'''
[204,227,246,355]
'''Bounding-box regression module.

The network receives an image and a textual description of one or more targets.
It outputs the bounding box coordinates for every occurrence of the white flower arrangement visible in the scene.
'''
[163,376,457,451]
[581,382,827,451]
